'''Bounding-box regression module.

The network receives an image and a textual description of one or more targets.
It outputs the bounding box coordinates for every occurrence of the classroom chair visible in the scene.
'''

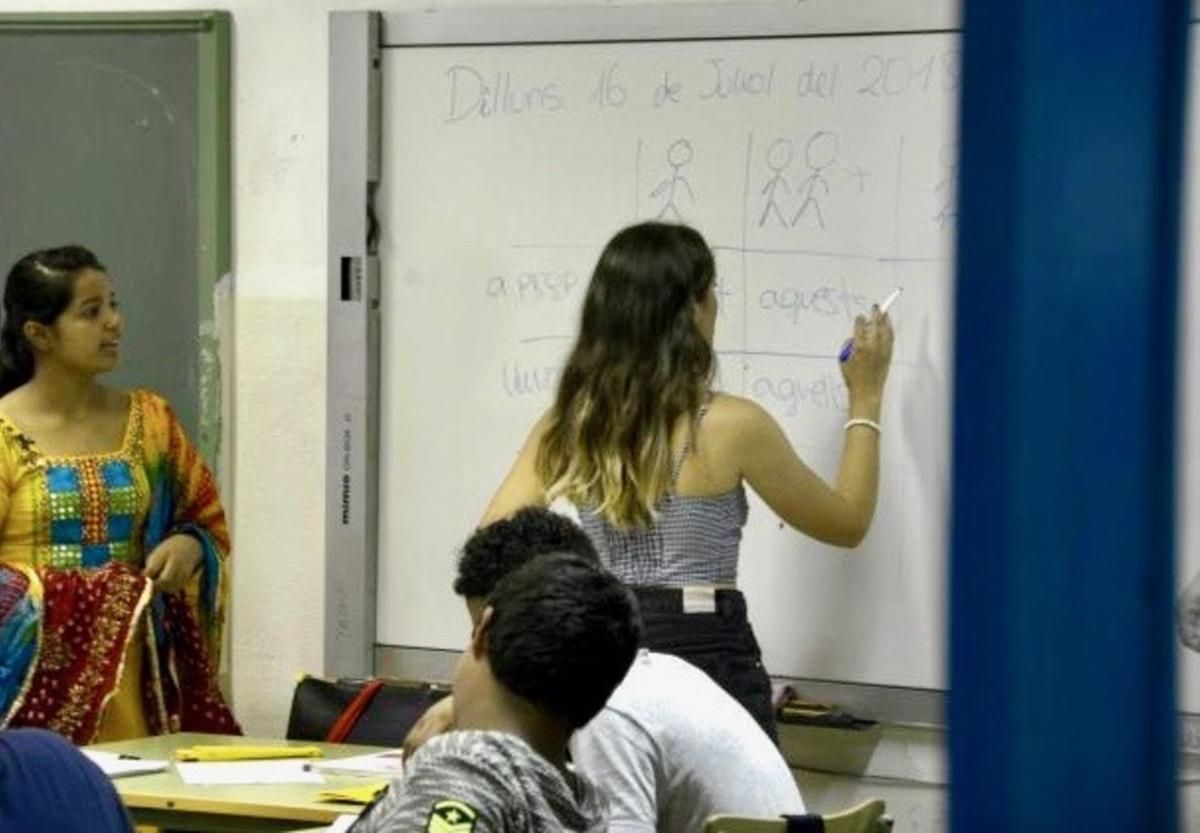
[704,798,892,833]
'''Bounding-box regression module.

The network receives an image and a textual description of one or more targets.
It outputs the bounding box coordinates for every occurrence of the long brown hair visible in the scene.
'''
[536,222,715,528]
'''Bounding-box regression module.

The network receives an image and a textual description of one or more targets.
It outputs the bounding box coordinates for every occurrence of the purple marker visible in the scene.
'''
[839,286,903,363]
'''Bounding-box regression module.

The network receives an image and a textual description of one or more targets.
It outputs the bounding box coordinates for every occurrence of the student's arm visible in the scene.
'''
[569,710,659,833]
[403,695,455,758]
[736,311,893,547]
[479,412,552,526]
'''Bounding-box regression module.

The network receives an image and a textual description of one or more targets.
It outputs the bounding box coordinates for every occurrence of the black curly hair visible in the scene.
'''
[484,552,640,729]
[454,507,598,598]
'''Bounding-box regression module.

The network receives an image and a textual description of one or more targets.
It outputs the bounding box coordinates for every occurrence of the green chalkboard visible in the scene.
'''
[0,12,230,464]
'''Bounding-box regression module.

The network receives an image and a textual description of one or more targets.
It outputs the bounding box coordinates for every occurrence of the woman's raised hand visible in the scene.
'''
[839,306,894,402]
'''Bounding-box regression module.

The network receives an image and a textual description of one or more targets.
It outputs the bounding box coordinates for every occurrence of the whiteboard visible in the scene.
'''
[375,28,958,690]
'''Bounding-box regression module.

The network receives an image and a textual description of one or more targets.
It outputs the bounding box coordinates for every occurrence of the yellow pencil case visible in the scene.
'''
[174,745,324,762]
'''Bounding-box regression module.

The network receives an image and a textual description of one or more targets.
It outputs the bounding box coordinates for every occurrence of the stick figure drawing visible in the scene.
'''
[759,138,794,228]
[652,138,696,221]
[792,131,838,230]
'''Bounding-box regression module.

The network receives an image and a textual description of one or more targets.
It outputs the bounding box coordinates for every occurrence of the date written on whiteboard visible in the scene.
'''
[446,65,564,123]
[440,49,961,123]
[857,52,960,97]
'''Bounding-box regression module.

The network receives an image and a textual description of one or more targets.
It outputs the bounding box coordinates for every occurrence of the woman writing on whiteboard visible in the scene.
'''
[479,221,894,740]
[0,245,237,743]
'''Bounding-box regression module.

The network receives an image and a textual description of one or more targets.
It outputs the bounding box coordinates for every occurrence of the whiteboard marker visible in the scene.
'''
[839,286,902,363]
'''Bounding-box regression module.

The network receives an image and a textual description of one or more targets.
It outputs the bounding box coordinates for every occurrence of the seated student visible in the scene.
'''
[0,727,134,833]
[570,651,805,833]
[407,508,806,833]
[352,551,640,833]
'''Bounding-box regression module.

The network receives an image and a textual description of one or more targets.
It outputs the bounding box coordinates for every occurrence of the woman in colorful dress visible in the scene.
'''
[0,245,237,743]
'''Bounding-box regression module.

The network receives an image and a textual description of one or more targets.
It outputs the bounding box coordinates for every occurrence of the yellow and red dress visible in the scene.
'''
[0,389,237,743]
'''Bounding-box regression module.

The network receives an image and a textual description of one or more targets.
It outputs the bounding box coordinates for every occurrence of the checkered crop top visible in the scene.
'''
[576,405,749,586]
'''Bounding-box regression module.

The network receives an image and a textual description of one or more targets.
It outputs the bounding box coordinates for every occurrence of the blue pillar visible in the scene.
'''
[950,3,1188,832]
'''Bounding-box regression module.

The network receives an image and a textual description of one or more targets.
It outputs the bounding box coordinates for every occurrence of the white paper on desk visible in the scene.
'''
[82,750,169,778]
[328,816,359,833]
[174,760,326,785]
[311,749,405,778]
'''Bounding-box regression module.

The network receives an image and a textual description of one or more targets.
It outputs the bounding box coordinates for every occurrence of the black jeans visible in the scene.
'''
[631,586,778,743]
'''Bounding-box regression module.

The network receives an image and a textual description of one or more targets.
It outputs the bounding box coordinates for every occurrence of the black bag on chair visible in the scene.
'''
[285,675,451,747]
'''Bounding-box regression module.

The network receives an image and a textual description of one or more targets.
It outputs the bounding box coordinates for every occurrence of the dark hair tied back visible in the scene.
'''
[0,245,104,395]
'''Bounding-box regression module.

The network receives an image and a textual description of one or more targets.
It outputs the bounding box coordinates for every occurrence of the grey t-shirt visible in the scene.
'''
[352,730,607,833]
[570,651,804,833]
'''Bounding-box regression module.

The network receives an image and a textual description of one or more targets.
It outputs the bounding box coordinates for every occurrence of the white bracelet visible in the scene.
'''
[844,418,882,434]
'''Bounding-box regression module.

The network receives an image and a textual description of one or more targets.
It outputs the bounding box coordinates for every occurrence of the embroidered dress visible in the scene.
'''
[0,389,237,743]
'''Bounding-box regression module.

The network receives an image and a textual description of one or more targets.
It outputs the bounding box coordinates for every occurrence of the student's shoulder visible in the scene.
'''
[704,393,772,428]
[355,760,495,833]
[0,389,31,443]
[522,409,555,446]
[627,653,762,727]
[411,730,535,776]
[0,393,31,473]
[601,653,709,720]
[644,649,714,677]
[699,393,777,448]
[124,389,196,447]
[579,657,741,768]
[121,386,172,416]
[627,652,728,703]
[381,732,520,831]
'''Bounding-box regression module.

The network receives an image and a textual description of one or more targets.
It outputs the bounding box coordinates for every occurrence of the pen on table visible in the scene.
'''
[117,754,141,760]
[839,286,903,363]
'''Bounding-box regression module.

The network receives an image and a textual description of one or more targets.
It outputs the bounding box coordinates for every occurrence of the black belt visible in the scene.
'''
[631,585,747,616]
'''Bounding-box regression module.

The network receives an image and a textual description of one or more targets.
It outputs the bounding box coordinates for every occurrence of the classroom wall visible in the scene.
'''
[7,3,1192,832]
[0,0,832,737]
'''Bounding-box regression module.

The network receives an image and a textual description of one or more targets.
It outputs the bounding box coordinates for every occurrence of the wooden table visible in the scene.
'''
[86,732,388,832]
